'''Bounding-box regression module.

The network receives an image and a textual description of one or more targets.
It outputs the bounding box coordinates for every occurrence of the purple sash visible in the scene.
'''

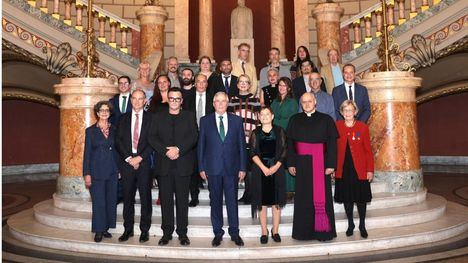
[295,142,331,232]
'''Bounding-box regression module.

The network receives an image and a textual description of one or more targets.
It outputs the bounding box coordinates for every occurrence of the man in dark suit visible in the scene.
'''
[183,74,214,207]
[109,76,132,126]
[115,89,153,243]
[332,63,371,123]
[208,59,239,98]
[198,92,247,247]
[148,87,198,246]
[292,60,327,101]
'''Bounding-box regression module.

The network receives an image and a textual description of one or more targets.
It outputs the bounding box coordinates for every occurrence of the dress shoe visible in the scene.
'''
[238,197,251,205]
[211,235,223,247]
[231,235,244,246]
[346,224,355,237]
[139,231,149,243]
[188,199,199,207]
[158,235,172,246]
[118,230,134,242]
[179,235,191,246]
[271,229,281,243]
[94,232,103,243]
[359,227,368,238]
[102,231,112,238]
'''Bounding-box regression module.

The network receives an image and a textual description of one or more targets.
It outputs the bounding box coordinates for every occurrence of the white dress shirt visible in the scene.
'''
[215,112,229,135]
[303,75,311,93]
[345,82,356,101]
[118,92,130,113]
[196,91,207,117]
[222,74,232,88]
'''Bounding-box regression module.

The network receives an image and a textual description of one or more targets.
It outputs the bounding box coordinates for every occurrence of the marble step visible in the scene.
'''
[8,200,468,260]
[52,189,427,217]
[132,181,388,201]
[35,193,445,237]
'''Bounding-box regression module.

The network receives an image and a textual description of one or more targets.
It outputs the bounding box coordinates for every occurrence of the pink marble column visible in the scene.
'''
[174,0,190,63]
[312,2,344,66]
[54,78,118,198]
[270,0,285,59]
[360,71,423,193]
[136,4,169,78]
[294,0,309,52]
[199,0,213,59]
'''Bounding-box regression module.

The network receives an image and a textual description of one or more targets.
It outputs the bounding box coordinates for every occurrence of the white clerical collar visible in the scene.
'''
[304,110,316,117]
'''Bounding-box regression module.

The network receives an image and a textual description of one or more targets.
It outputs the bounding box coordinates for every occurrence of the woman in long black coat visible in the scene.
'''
[249,107,287,244]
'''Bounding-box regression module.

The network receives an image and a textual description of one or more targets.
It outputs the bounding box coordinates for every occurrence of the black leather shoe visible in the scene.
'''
[139,231,149,243]
[359,227,368,238]
[231,235,244,246]
[118,230,134,242]
[271,230,281,243]
[158,235,172,246]
[260,235,268,244]
[102,231,112,238]
[94,232,103,243]
[188,199,199,207]
[346,224,355,237]
[238,197,251,205]
[179,235,191,246]
[211,235,223,247]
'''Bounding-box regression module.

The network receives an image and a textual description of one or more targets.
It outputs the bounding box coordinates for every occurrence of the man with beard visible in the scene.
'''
[180,68,195,101]
[166,56,183,88]
[209,59,239,99]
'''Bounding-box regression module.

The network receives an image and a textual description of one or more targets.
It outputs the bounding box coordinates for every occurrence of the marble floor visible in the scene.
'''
[2,169,467,262]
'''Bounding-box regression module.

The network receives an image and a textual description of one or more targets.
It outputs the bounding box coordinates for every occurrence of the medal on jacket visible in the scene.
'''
[352,132,355,140]
[356,131,361,140]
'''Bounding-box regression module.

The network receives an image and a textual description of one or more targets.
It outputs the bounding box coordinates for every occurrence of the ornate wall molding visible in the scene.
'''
[2,87,59,107]
[416,81,468,104]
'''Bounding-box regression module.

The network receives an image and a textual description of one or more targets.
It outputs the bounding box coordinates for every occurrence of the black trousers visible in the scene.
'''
[122,164,153,233]
[189,172,201,200]
[159,169,191,236]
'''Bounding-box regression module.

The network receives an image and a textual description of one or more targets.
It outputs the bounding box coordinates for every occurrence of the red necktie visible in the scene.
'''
[133,113,140,150]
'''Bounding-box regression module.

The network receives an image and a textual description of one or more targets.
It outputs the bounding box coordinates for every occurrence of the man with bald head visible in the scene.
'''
[308,72,336,120]
[286,92,338,242]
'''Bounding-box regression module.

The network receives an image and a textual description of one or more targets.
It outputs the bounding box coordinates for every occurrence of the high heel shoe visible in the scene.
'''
[359,227,368,238]
[346,224,355,237]
[260,230,268,244]
[271,228,281,243]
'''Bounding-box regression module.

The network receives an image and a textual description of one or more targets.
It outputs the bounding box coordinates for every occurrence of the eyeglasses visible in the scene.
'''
[168,97,182,102]
[99,109,110,113]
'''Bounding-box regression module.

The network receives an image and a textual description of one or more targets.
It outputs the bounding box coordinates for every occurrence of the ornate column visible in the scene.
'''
[54,78,117,199]
[199,0,213,59]
[294,0,309,55]
[136,4,168,78]
[312,2,344,66]
[174,0,190,63]
[270,0,285,60]
[360,71,423,193]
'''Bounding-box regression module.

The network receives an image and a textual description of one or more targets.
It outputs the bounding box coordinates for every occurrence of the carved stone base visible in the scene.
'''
[230,38,255,66]
[374,169,424,193]
[56,175,89,199]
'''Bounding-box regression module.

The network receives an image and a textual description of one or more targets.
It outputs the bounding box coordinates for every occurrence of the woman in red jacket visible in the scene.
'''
[334,100,374,238]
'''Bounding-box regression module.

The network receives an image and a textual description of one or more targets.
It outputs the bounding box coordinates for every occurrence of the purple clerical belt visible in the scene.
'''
[295,142,331,232]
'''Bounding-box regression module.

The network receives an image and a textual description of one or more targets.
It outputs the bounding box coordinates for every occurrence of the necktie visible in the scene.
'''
[348,86,353,101]
[241,61,246,74]
[121,96,127,113]
[219,116,225,142]
[132,113,140,150]
[224,76,230,93]
[196,94,203,127]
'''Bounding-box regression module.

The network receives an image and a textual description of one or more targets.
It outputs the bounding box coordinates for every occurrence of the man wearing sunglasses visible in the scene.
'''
[148,87,198,246]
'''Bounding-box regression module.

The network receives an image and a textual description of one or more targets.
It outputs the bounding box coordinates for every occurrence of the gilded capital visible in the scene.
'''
[136,5,169,25]
[312,3,344,22]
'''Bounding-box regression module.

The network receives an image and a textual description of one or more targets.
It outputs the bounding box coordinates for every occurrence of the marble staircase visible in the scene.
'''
[7,180,468,261]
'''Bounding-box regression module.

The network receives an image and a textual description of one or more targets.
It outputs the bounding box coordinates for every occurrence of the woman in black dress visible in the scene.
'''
[334,100,374,238]
[249,107,287,244]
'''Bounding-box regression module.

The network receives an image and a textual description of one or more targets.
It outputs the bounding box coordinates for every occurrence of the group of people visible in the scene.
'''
[82,44,375,247]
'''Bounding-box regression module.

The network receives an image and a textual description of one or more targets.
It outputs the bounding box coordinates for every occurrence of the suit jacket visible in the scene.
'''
[83,124,119,180]
[320,63,343,95]
[332,83,371,123]
[183,91,215,117]
[109,94,132,126]
[232,59,258,96]
[292,75,327,101]
[115,111,153,173]
[148,110,198,177]
[335,120,374,180]
[197,113,247,176]
[209,74,239,98]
